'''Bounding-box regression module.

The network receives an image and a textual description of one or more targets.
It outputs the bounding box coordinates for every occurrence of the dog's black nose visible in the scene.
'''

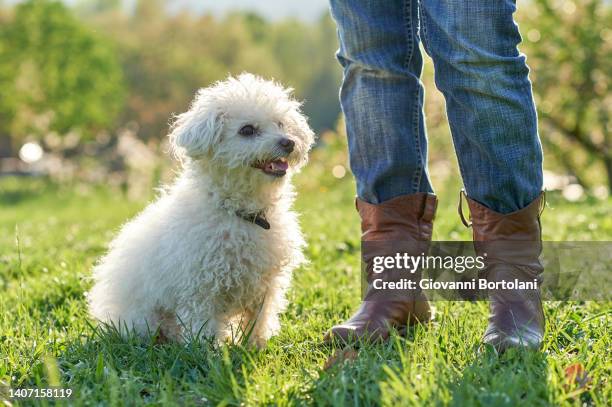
[278,138,295,153]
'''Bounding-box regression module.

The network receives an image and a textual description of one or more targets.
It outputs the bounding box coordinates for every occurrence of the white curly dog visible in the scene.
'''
[88,74,314,346]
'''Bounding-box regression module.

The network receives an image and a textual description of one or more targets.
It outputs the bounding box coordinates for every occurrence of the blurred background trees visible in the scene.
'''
[0,0,124,145]
[0,0,609,196]
[70,0,342,141]
[518,0,611,192]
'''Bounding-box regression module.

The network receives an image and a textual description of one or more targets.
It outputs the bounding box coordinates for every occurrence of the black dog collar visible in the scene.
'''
[235,210,270,230]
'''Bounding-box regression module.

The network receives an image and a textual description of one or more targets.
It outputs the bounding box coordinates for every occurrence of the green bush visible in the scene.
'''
[0,0,125,142]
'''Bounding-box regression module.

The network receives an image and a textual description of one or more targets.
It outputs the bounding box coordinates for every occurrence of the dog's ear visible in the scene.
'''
[169,92,224,159]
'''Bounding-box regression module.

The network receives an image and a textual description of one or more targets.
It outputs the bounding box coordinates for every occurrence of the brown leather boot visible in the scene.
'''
[325,193,438,344]
[460,191,546,352]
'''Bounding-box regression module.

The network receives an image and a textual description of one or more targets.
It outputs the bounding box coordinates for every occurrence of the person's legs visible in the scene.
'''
[419,0,542,213]
[329,0,432,204]
[420,0,545,350]
[326,0,437,343]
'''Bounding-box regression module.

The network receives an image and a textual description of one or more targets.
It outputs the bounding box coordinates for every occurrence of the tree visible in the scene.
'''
[518,0,611,192]
[0,0,125,144]
[83,6,341,140]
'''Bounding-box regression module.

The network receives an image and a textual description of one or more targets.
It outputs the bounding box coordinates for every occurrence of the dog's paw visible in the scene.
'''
[248,335,268,349]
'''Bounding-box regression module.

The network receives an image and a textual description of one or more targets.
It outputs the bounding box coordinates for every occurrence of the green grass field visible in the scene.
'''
[1,163,610,406]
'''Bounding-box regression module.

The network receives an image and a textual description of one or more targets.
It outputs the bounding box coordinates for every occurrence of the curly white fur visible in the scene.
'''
[88,74,315,346]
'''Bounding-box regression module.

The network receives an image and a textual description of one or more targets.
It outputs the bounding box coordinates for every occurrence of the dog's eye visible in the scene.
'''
[277,121,284,129]
[239,124,257,137]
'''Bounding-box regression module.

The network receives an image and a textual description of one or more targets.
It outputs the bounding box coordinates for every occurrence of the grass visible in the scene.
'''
[0,161,611,406]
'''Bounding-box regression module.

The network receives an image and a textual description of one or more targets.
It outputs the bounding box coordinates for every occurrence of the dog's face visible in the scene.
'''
[170,74,314,181]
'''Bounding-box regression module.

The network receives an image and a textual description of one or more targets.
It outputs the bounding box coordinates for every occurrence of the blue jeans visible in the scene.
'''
[329,0,543,214]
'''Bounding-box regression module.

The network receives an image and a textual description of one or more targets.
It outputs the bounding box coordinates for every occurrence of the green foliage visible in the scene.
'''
[74,2,341,140]
[0,0,610,195]
[0,0,124,140]
[518,0,612,191]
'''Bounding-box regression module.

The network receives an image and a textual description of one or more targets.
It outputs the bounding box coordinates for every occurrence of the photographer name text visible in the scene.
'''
[373,278,539,290]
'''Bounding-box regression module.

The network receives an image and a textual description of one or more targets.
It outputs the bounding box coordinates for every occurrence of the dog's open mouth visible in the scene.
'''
[253,157,289,177]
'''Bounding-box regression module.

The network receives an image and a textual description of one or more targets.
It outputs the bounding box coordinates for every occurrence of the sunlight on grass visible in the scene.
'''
[0,168,610,405]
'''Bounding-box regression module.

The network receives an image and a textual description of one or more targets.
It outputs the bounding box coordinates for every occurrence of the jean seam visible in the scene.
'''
[403,0,414,69]
[407,0,423,193]
[418,1,430,55]
[448,123,470,197]
[412,86,424,192]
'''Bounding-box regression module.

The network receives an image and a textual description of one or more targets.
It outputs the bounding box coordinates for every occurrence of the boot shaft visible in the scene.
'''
[357,193,437,241]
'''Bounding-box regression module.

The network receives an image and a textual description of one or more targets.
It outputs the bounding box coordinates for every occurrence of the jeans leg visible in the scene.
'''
[329,0,432,204]
[419,0,543,213]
